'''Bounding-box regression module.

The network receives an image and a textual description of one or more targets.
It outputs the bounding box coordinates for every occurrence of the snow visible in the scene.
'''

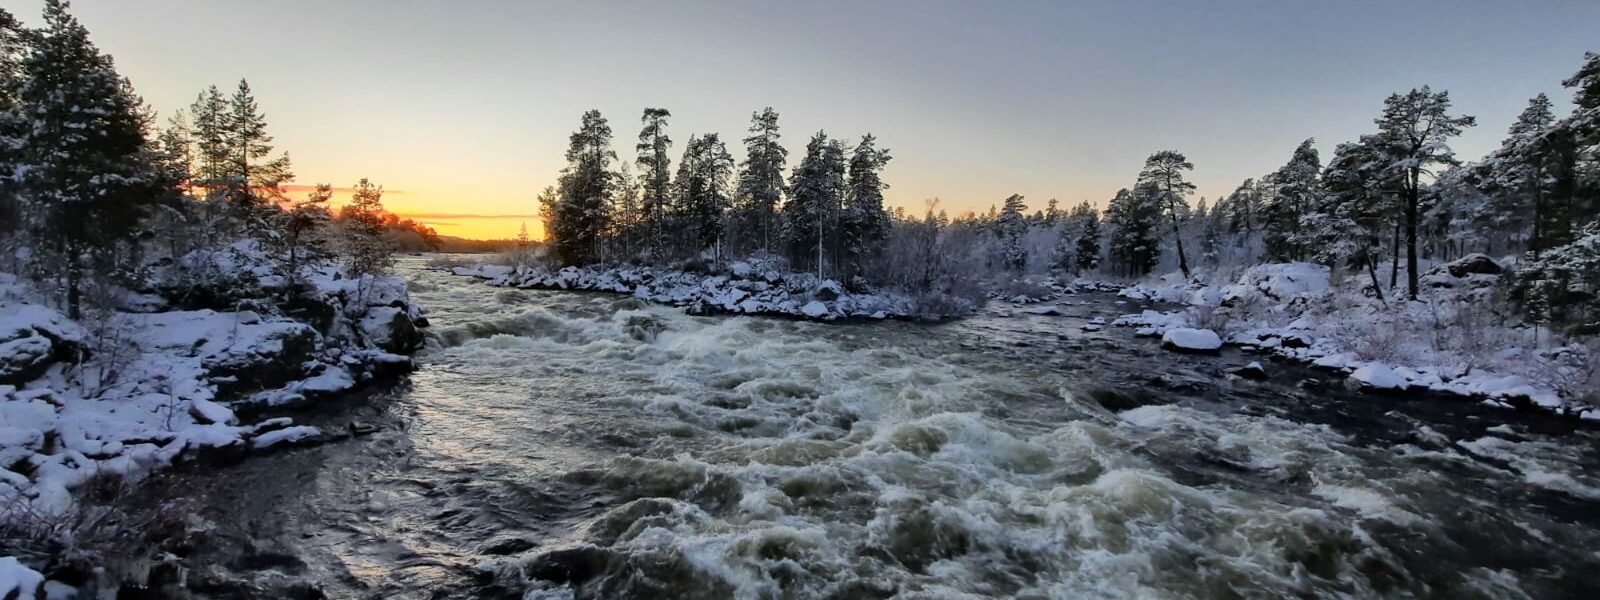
[1350,364,1408,391]
[0,557,44,600]
[251,425,322,449]
[1160,328,1223,352]
[0,260,423,520]
[1108,261,1595,418]
[452,263,945,321]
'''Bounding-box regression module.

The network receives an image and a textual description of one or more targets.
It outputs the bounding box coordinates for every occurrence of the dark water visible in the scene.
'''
[138,256,1600,599]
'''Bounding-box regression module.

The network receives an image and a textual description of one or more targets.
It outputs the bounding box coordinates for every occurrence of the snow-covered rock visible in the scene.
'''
[1160,328,1223,354]
[1229,362,1269,380]
[0,557,44,600]
[453,263,949,321]
[1222,263,1329,304]
[1349,364,1408,393]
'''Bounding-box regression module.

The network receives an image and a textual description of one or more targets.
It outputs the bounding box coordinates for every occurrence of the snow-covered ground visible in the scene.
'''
[1112,259,1599,419]
[451,261,948,321]
[0,243,426,554]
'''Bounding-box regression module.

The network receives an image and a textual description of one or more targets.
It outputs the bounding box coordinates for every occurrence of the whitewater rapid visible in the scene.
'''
[148,256,1600,599]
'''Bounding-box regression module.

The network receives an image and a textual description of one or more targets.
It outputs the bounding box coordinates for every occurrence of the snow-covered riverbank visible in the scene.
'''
[450,262,943,321]
[1105,260,1598,420]
[0,245,427,572]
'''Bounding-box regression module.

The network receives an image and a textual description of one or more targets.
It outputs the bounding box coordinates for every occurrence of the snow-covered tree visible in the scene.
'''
[1106,187,1161,276]
[784,131,846,277]
[1313,135,1396,298]
[1136,150,1196,278]
[1263,139,1322,261]
[1070,200,1101,273]
[734,107,786,254]
[674,133,735,258]
[994,194,1028,272]
[11,0,160,317]
[1375,86,1475,299]
[338,178,394,279]
[842,134,891,284]
[635,107,672,259]
[551,109,615,266]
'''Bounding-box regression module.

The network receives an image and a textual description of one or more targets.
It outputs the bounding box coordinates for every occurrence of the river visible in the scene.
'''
[136,255,1600,599]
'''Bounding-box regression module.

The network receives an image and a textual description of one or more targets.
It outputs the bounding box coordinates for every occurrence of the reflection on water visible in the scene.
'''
[158,255,1600,599]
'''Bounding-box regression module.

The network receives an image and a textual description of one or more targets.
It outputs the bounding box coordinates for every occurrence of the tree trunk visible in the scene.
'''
[1171,213,1190,279]
[1389,219,1400,290]
[1366,255,1385,303]
[1405,171,1421,300]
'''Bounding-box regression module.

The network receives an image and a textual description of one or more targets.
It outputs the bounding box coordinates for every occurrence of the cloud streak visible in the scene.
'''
[396,213,542,220]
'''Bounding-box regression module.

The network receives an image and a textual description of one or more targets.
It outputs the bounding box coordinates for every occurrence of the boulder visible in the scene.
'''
[1229,362,1269,380]
[1348,364,1409,394]
[0,322,82,386]
[1160,328,1224,354]
[1445,253,1503,278]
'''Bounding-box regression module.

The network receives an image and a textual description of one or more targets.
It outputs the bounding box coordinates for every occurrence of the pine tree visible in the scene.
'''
[674,133,735,258]
[995,194,1028,271]
[784,131,846,277]
[12,0,159,318]
[1314,135,1396,299]
[278,183,332,293]
[735,107,787,254]
[552,110,615,266]
[1263,139,1323,261]
[1375,86,1475,299]
[1136,150,1196,277]
[1223,178,1264,261]
[842,134,891,284]
[636,108,672,259]
[339,178,393,278]
[189,85,231,191]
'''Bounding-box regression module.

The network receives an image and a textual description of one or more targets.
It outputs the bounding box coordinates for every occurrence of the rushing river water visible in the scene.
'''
[144,256,1600,599]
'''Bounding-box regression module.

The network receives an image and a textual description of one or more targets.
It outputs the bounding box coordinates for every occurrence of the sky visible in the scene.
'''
[7,0,1598,239]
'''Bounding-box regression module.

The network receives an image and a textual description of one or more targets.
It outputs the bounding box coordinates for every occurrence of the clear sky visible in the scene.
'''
[8,0,1598,239]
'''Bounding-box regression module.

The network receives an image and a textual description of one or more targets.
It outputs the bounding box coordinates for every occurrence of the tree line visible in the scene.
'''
[541,107,893,287]
[536,52,1597,329]
[0,1,416,317]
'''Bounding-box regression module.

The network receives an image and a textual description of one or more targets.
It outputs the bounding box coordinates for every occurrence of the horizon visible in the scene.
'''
[11,0,1599,239]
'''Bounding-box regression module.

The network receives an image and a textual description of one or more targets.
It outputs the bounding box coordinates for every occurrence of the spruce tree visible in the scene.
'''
[1136,150,1196,278]
[552,110,615,266]
[735,107,787,254]
[1314,135,1395,299]
[842,134,891,284]
[1106,186,1162,276]
[1071,200,1101,273]
[12,0,158,318]
[227,79,292,204]
[1375,86,1475,299]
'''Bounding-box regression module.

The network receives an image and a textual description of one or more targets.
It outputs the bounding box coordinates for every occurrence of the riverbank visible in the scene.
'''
[0,249,426,594]
[1101,260,1598,420]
